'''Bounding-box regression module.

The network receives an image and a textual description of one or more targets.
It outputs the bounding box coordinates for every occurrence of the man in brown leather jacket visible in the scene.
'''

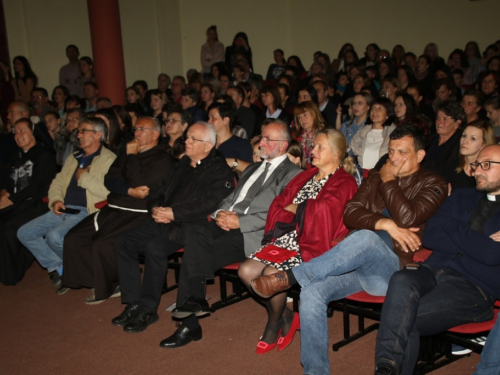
[250,125,448,375]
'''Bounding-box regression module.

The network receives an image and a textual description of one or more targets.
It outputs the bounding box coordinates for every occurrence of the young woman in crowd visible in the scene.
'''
[477,70,499,100]
[225,32,253,71]
[94,108,124,155]
[287,55,307,79]
[76,56,94,98]
[464,41,482,78]
[297,86,319,105]
[11,56,38,103]
[380,78,399,102]
[378,60,395,81]
[238,128,358,354]
[200,25,224,77]
[286,139,306,169]
[51,85,70,117]
[293,101,325,166]
[397,65,416,91]
[445,119,495,192]
[337,92,372,148]
[393,92,418,124]
[350,96,396,169]
[260,85,292,126]
[331,43,355,74]
[447,49,474,86]
[200,83,216,112]
[149,89,168,122]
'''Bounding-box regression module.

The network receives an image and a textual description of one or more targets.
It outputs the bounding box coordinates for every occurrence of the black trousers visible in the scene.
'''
[62,206,148,300]
[115,218,183,313]
[176,220,246,306]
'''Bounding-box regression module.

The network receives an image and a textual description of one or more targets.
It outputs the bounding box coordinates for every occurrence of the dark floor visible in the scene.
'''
[0,263,481,375]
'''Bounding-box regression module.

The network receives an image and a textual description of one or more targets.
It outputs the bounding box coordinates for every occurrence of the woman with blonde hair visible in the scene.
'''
[238,128,357,354]
[293,101,325,166]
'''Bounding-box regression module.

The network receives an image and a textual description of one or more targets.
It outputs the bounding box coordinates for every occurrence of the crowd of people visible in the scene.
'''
[1,27,500,375]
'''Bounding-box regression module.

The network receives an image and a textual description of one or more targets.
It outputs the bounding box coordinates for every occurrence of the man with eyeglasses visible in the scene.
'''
[158,120,301,349]
[111,122,234,336]
[373,144,500,375]
[56,108,85,167]
[17,116,116,295]
[61,116,174,304]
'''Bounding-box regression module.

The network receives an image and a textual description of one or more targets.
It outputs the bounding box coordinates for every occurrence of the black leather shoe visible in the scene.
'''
[111,303,140,327]
[374,363,397,375]
[172,296,210,319]
[159,325,202,348]
[123,311,159,333]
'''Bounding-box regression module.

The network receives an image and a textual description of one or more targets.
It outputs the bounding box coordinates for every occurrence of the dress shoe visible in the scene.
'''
[123,311,159,333]
[159,325,202,348]
[374,363,397,375]
[277,312,300,351]
[172,296,210,319]
[111,302,140,327]
[251,271,291,298]
[255,330,281,355]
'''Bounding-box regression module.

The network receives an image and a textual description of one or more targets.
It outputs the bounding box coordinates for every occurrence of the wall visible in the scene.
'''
[3,0,500,93]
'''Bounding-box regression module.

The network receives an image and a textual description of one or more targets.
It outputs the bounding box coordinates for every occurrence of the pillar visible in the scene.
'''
[87,0,126,106]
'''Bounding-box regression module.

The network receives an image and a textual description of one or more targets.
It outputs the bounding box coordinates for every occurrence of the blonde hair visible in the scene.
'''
[316,128,357,176]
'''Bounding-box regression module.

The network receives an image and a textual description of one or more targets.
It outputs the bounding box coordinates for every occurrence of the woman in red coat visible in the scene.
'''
[238,128,358,354]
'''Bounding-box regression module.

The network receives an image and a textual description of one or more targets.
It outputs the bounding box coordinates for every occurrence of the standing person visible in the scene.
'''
[0,60,15,127]
[11,56,38,103]
[59,45,80,96]
[0,118,57,285]
[225,32,253,72]
[374,145,500,375]
[266,49,287,81]
[200,26,224,78]
[76,57,95,99]
[17,116,116,294]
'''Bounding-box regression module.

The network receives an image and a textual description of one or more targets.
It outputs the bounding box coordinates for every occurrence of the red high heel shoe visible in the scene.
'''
[255,330,281,354]
[277,312,300,351]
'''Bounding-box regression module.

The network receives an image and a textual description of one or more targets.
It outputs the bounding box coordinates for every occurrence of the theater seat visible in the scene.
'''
[210,262,251,312]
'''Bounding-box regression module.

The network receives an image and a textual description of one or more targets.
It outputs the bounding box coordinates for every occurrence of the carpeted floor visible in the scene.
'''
[1,263,481,375]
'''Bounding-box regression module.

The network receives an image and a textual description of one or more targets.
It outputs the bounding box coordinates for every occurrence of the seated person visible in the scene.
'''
[472,317,500,375]
[374,145,500,375]
[111,122,234,334]
[0,118,57,285]
[62,117,174,304]
[238,129,358,354]
[17,116,116,294]
[160,121,301,349]
[181,88,207,123]
[251,126,448,374]
[207,101,253,163]
[423,100,465,177]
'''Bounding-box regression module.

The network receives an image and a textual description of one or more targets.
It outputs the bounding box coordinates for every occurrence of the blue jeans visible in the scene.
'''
[473,314,500,375]
[376,264,494,375]
[292,230,400,375]
[17,205,88,273]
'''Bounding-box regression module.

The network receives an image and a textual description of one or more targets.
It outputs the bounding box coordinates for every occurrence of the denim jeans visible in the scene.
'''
[292,230,400,375]
[376,264,494,375]
[473,313,500,375]
[17,205,88,273]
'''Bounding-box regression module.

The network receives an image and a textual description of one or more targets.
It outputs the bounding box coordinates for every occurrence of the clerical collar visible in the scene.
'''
[487,194,500,202]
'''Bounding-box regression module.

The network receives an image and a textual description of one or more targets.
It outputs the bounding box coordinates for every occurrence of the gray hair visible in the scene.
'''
[194,121,216,146]
[80,116,107,142]
[138,116,161,132]
[268,119,291,144]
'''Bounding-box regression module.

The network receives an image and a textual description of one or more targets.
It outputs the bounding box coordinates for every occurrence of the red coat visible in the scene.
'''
[264,167,357,262]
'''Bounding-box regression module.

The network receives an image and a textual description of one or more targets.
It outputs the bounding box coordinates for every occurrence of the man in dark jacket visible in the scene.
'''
[62,117,174,304]
[251,126,448,375]
[111,122,234,334]
[374,145,500,375]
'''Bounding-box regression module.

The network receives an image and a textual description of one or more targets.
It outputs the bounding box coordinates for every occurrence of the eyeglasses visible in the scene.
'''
[259,135,287,144]
[78,128,96,135]
[185,135,209,143]
[133,127,156,133]
[165,118,183,124]
[470,161,500,172]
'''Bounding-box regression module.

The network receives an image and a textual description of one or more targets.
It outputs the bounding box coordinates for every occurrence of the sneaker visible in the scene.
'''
[49,272,62,289]
[56,286,70,295]
[452,336,487,355]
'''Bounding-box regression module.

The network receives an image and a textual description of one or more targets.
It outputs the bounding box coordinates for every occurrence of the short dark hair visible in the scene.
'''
[168,106,193,126]
[181,88,198,103]
[84,81,99,90]
[32,87,48,97]
[389,125,426,152]
[366,97,396,126]
[208,102,236,128]
[228,85,245,99]
[125,103,144,117]
[133,80,148,92]
[436,100,467,126]
[66,45,79,53]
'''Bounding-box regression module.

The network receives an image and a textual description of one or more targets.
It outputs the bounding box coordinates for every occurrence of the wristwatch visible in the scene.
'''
[232,158,239,170]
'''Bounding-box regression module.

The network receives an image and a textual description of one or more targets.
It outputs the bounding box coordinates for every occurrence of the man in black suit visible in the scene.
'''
[313,80,339,128]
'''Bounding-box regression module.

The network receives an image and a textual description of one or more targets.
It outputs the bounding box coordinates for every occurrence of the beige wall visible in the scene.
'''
[4,0,500,94]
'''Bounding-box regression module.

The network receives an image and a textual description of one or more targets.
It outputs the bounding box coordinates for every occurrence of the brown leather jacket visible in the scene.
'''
[343,167,447,267]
